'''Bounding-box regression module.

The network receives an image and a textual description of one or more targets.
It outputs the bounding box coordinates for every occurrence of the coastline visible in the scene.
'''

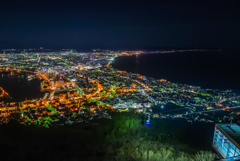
[112,51,240,91]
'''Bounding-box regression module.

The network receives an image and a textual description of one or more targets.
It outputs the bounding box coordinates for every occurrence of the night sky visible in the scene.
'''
[1,0,240,50]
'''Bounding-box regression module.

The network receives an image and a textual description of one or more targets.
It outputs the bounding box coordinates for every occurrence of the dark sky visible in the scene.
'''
[0,0,240,50]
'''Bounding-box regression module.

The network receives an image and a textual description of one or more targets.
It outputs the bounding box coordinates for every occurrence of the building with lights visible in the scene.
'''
[213,123,240,160]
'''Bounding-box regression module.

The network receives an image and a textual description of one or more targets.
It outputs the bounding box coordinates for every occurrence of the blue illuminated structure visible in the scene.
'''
[213,124,240,160]
[146,115,150,125]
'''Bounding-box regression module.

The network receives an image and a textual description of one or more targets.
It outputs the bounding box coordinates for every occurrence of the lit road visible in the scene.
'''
[184,105,240,115]
[0,87,10,98]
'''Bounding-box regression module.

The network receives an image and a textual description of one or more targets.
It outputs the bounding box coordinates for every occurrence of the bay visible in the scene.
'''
[113,51,240,90]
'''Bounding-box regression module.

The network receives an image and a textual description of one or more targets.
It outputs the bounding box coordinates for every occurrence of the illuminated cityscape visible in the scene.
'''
[1,49,239,127]
[1,0,240,160]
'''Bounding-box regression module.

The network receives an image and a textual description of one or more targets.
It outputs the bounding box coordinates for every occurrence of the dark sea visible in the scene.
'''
[0,73,44,101]
[113,50,240,90]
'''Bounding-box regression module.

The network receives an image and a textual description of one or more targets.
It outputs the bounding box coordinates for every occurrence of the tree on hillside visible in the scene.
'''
[195,151,216,161]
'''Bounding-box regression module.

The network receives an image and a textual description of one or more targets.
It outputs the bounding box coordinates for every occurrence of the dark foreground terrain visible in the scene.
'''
[1,112,217,161]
